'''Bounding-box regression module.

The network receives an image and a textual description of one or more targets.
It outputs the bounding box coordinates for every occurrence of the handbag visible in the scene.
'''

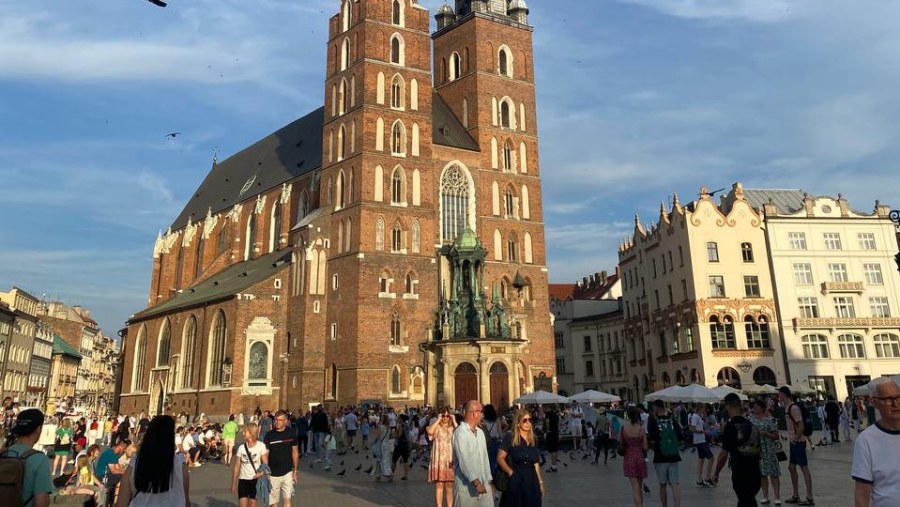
[493,454,511,492]
[775,440,787,462]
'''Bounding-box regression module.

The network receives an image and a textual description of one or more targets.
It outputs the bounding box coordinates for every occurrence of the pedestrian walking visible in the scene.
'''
[778,386,814,505]
[116,415,189,506]
[543,406,560,473]
[851,377,900,507]
[222,414,239,466]
[482,405,504,474]
[647,400,682,507]
[427,407,456,507]
[0,408,53,507]
[824,399,841,444]
[451,400,493,507]
[496,409,544,507]
[294,412,309,456]
[749,400,782,505]
[621,406,648,507]
[53,417,74,476]
[232,422,268,507]
[263,410,299,507]
[690,404,715,487]
[391,416,411,480]
[344,409,358,453]
[713,393,761,507]
[592,406,611,465]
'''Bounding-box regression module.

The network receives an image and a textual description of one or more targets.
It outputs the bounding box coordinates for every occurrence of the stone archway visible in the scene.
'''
[489,362,509,411]
[454,362,478,407]
[149,377,165,417]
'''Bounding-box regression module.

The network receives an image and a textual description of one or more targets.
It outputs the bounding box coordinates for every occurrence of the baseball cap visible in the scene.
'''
[11,408,44,436]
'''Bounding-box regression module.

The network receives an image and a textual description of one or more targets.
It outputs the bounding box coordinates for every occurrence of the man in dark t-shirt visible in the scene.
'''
[264,410,300,507]
[714,393,761,507]
[545,406,560,472]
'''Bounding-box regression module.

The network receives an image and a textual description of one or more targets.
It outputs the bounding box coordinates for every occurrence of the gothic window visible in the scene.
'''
[376,72,385,104]
[338,78,348,114]
[338,124,347,160]
[391,166,405,204]
[391,75,405,109]
[194,236,204,278]
[133,325,147,391]
[175,247,184,288]
[379,269,392,293]
[502,140,513,171]
[507,233,518,263]
[341,0,351,32]
[374,165,384,201]
[337,221,344,254]
[345,218,352,253]
[391,314,402,346]
[500,100,512,129]
[498,46,513,77]
[269,203,282,253]
[410,79,418,110]
[208,310,227,386]
[390,34,403,65]
[411,219,420,253]
[216,224,227,256]
[181,316,197,389]
[450,52,461,81]
[392,0,403,26]
[375,216,385,251]
[341,38,350,71]
[412,169,421,205]
[391,365,401,394]
[504,186,515,217]
[376,118,385,151]
[440,164,473,243]
[521,185,530,219]
[245,212,257,261]
[335,171,345,210]
[524,232,533,264]
[391,121,406,155]
[391,221,403,252]
[405,273,418,295]
[298,190,309,221]
[156,319,171,367]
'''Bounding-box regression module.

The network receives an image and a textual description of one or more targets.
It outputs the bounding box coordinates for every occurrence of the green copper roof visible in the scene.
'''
[52,335,82,360]
[454,228,479,250]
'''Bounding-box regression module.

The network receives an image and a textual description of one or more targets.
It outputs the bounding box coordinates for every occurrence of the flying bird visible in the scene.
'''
[146,0,167,6]
[702,187,726,197]
[165,132,181,139]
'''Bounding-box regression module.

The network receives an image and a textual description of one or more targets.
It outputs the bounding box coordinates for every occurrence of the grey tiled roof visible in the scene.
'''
[741,189,805,214]
[170,107,325,230]
[129,250,291,323]
[432,93,479,151]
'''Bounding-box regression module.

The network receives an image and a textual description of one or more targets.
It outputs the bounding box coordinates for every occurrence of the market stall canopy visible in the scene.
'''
[567,390,621,404]
[781,384,817,396]
[743,384,779,395]
[514,390,569,405]
[646,384,722,403]
[712,385,748,401]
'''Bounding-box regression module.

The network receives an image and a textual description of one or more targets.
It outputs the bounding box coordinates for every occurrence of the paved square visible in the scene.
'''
[186,440,855,506]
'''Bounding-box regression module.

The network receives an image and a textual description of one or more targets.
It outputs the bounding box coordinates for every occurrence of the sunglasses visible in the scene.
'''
[520,418,532,423]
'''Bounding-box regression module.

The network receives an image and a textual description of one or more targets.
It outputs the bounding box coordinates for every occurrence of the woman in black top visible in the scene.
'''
[497,409,544,507]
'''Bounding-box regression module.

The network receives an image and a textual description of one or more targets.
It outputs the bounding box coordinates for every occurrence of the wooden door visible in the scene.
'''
[454,362,478,406]
[489,362,509,411]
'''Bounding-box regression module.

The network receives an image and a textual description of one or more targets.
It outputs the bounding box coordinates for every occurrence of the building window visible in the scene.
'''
[793,263,814,285]
[870,297,891,317]
[745,315,771,348]
[391,315,402,346]
[391,75,404,109]
[707,242,719,262]
[823,232,842,250]
[449,52,461,81]
[556,358,566,374]
[827,263,848,282]
[330,323,337,340]
[245,213,257,261]
[379,270,391,294]
[585,360,594,377]
[391,223,403,252]
[332,273,339,290]
[375,216,385,251]
[554,333,564,349]
[741,242,754,262]
[502,140,513,171]
[507,234,518,262]
[708,275,725,298]
[208,311,227,386]
[498,46,513,77]
[391,366,401,394]
[743,275,761,297]
[710,316,736,349]
[583,335,592,352]
[838,334,865,358]
[133,326,148,391]
[500,100,512,129]
[858,232,877,250]
[390,35,403,65]
[440,164,472,243]
[391,121,406,155]
[217,225,227,256]
[863,263,884,285]
[181,317,197,389]
[405,273,418,295]
[411,219,420,253]
[157,319,171,367]
[834,296,856,318]
[391,167,405,204]
[678,246,684,266]
[873,334,900,358]
[798,297,819,318]
[392,0,403,26]
[788,232,807,250]
[504,186,515,216]
[802,334,829,359]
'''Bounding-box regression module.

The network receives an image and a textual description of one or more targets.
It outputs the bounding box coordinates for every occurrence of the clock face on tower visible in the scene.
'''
[239,174,257,197]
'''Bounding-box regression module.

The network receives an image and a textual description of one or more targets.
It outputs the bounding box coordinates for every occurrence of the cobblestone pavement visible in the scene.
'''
[186,440,855,507]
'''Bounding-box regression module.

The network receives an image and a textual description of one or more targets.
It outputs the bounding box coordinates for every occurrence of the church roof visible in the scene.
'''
[170,107,325,230]
[129,249,291,323]
[432,93,480,151]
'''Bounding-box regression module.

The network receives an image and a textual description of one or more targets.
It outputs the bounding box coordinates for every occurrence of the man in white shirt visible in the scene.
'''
[852,377,900,507]
[387,408,397,430]
[182,429,200,467]
[690,405,715,487]
[452,400,493,507]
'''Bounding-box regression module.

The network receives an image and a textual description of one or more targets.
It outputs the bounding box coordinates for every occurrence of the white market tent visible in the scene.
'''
[743,384,779,395]
[712,385,748,401]
[513,390,569,405]
[567,389,621,404]
[646,384,722,404]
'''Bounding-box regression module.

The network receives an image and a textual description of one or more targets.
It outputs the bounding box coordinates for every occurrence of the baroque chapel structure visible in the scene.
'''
[119,0,554,418]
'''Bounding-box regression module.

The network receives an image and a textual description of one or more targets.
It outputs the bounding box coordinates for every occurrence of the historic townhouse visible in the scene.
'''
[120,0,554,418]
[0,288,39,402]
[619,184,788,400]
[742,190,900,400]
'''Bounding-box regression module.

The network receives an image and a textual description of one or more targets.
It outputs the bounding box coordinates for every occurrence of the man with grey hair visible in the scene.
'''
[852,376,900,507]
[451,400,493,507]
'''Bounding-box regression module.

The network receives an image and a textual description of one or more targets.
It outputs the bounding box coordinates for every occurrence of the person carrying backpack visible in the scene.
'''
[647,400,683,507]
[713,393,761,507]
[0,408,53,507]
[778,386,814,505]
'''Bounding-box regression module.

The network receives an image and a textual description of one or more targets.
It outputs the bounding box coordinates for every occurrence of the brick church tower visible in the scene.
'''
[119,0,553,418]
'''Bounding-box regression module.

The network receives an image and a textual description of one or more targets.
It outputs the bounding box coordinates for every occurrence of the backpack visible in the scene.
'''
[0,448,40,507]
[656,417,680,459]
[791,403,814,437]
[735,419,761,457]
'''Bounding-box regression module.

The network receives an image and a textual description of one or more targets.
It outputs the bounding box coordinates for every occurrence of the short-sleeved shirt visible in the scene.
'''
[852,423,900,507]
[264,427,298,477]
[647,414,682,464]
[721,415,760,474]
[689,413,706,444]
[236,441,268,480]
[3,443,53,506]
[345,413,358,431]
[222,421,239,440]
[95,447,120,480]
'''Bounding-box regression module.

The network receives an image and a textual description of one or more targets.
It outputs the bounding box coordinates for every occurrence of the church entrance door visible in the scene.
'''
[454,362,478,406]
[489,362,509,412]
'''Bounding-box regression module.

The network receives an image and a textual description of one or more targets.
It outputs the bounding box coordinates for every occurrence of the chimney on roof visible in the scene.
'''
[582,276,589,288]
[600,271,608,284]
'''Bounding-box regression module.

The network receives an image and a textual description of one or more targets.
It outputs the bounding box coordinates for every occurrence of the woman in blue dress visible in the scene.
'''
[496,410,544,507]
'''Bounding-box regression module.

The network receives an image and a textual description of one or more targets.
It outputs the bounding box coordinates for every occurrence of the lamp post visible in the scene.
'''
[890,210,900,274]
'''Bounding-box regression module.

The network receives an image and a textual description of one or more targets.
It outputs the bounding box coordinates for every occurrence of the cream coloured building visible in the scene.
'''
[619,184,788,400]
[737,190,900,400]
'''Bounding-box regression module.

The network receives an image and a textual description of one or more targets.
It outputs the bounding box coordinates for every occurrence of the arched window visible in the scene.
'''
[338,78,348,114]
[411,219,420,253]
[717,367,741,389]
[391,314,402,346]
[194,235,204,279]
[133,325,148,391]
[174,247,184,289]
[502,140,513,171]
[440,164,474,243]
[376,118,385,151]
[341,38,350,71]
[391,75,405,109]
[752,366,777,386]
[376,72,385,104]
[245,212,257,261]
[405,272,418,295]
[390,34,403,65]
[493,229,503,261]
[216,224,227,256]
[675,370,685,385]
[208,310,227,386]
[410,79,418,110]
[298,190,309,220]
[524,232,533,264]
[838,334,865,358]
[391,365,401,394]
[269,203,282,253]
[507,233,518,262]
[412,169,421,205]
[504,186,516,217]
[345,218,352,252]
[374,165,384,201]
[392,0,403,26]
[450,52,461,80]
[335,170,345,210]
[391,221,403,252]
[338,124,347,160]
[662,372,671,387]
[337,221,344,253]
[520,141,528,173]
[248,342,268,384]
[801,334,829,359]
[521,185,530,219]
[500,100,512,128]
[744,315,770,348]
[341,0,351,32]
[391,121,406,155]
[157,319,171,367]
[391,167,405,204]
[874,333,900,358]
[379,269,392,293]
[375,216,385,251]
[498,46,513,77]
[709,316,735,349]
[330,363,338,399]
[181,316,197,389]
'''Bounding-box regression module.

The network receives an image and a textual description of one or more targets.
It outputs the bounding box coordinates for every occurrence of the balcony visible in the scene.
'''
[820,281,864,294]
[793,316,900,330]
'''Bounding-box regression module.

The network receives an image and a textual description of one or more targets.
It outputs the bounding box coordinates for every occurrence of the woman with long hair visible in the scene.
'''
[482,404,506,474]
[53,417,74,475]
[116,415,189,507]
[750,399,782,505]
[427,407,456,507]
[231,422,268,507]
[621,406,648,507]
[497,409,544,507]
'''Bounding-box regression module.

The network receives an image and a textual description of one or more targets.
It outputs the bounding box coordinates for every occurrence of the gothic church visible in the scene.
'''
[119,0,554,418]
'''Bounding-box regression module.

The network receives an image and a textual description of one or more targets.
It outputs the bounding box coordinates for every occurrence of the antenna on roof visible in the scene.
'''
[212,146,219,166]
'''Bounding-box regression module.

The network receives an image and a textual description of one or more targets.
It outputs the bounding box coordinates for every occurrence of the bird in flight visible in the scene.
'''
[702,187,726,197]
[165,132,181,139]
[146,0,167,6]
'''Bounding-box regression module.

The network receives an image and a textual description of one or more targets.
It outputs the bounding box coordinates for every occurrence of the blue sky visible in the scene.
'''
[1,0,898,333]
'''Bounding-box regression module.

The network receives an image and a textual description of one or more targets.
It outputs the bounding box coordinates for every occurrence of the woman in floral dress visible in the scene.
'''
[620,406,648,507]
[427,407,457,507]
[750,400,782,505]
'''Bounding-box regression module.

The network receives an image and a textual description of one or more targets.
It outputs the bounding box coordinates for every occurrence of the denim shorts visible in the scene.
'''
[789,441,808,467]
[654,462,680,485]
